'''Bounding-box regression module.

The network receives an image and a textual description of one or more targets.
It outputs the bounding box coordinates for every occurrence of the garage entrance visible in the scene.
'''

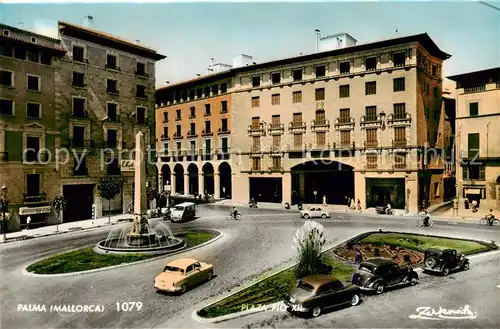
[63,184,94,222]
[249,177,282,203]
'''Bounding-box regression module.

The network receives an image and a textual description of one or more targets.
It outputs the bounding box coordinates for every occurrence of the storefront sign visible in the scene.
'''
[18,206,52,215]
[120,160,135,171]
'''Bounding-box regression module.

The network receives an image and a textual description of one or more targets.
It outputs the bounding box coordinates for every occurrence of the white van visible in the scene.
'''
[170,202,196,222]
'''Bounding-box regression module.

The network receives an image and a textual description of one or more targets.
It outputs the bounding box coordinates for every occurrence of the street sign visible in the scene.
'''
[120,160,135,171]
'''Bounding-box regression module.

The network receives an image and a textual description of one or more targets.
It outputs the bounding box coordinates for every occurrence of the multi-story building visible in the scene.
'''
[0,21,165,230]
[0,23,67,231]
[447,67,500,207]
[56,21,165,222]
[155,33,452,213]
[155,73,233,199]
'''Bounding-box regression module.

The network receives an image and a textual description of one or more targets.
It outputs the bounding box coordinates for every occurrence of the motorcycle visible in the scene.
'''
[249,203,258,208]
[375,206,394,215]
[163,209,172,221]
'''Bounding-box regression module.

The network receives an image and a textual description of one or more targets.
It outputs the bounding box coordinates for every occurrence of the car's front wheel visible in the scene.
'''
[442,266,450,276]
[374,283,384,294]
[321,214,327,219]
[180,284,187,294]
[462,262,470,271]
[351,294,361,306]
[303,214,310,219]
[207,271,213,281]
[311,306,322,317]
[409,276,418,286]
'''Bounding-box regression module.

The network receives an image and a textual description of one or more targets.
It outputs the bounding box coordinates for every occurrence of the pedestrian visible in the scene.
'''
[357,199,362,211]
[346,197,350,212]
[322,195,327,207]
[452,197,458,217]
[26,215,32,230]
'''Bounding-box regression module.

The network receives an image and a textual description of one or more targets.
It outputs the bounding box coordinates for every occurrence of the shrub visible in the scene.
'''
[292,220,327,279]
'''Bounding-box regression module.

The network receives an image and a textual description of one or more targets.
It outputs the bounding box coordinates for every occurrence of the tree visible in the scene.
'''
[52,195,67,233]
[292,220,328,279]
[98,176,125,223]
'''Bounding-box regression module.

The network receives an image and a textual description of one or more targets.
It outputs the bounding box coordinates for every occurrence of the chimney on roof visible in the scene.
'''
[83,15,93,27]
[318,33,357,52]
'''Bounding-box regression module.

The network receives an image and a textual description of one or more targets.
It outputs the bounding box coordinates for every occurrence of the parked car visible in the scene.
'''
[154,258,213,294]
[353,258,418,294]
[170,202,196,222]
[285,274,361,317]
[423,248,469,276]
[300,207,330,219]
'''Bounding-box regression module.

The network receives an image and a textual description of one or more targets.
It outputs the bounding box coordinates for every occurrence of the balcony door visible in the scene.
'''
[107,129,118,148]
[26,136,40,161]
[73,126,85,147]
[26,174,40,196]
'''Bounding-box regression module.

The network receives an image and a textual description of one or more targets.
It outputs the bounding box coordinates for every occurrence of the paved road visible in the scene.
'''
[0,205,499,329]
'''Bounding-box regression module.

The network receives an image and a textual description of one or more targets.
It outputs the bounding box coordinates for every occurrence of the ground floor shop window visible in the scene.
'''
[366,178,405,209]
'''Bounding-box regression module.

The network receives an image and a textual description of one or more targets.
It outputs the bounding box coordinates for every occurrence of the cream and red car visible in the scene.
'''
[154,258,214,294]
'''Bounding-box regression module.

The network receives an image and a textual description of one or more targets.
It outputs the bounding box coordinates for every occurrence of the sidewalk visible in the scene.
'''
[1,213,133,243]
[431,201,499,221]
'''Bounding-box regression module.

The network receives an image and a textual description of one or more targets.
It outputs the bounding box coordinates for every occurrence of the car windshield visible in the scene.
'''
[174,206,184,211]
[297,281,315,291]
[358,264,374,274]
[164,266,184,274]
[425,250,442,257]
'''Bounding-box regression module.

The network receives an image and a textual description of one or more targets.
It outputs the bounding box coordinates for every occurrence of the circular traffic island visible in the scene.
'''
[25,230,220,275]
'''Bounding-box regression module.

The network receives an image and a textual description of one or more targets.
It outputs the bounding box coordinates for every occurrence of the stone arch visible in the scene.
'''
[202,162,215,195]
[187,163,199,196]
[161,164,171,188]
[173,163,184,195]
[290,160,354,205]
[218,161,232,199]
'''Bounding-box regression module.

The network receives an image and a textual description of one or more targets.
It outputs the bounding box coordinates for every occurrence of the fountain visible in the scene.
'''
[93,132,185,255]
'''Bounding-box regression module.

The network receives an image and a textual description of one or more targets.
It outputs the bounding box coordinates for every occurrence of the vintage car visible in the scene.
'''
[154,258,213,294]
[285,274,361,317]
[300,207,331,219]
[353,258,418,294]
[423,248,469,276]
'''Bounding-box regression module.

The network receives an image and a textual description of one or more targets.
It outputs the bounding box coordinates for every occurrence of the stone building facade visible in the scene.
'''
[155,75,233,199]
[448,67,500,207]
[155,33,452,213]
[0,22,165,230]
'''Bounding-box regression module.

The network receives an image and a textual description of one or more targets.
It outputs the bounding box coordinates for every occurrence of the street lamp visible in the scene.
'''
[165,180,171,208]
[313,190,318,204]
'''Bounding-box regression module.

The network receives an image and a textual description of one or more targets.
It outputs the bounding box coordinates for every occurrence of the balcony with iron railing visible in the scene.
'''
[335,117,355,127]
[200,148,213,161]
[248,122,266,135]
[23,151,49,163]
[218,127,230,135]
[173,132,184,139]
[202,129,213,136]
[388,112,411,124]
[311,119,330,131]
[187,130,197,138]
[23,192,48,205]
[187,149,198,161]
[268,123,285,133]
[288,121,307,131]
[392,139,408,148]
[216,148,231,160]
[364,140,378,148]
[338,141,356,149]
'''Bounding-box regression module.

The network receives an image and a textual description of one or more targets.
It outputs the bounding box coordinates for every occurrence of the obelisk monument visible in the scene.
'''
[132,131,147,235]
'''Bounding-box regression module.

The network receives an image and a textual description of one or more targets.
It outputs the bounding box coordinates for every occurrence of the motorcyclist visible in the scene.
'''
[486,209,495,225]
[232,206,239,219]
[422,210,431,227]
[385,202,392,214]
[250,198,256,207]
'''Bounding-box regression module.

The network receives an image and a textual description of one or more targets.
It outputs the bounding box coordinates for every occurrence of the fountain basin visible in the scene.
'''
[93,236,185,255]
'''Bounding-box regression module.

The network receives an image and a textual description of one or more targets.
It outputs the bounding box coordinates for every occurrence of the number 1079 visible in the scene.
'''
[116,302,143,311]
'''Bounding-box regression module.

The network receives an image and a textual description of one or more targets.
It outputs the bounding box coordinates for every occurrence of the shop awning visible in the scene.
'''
[465,189,481,195]
[18,206,52,215]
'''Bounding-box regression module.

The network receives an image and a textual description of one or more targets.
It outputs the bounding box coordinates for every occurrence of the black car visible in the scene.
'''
[423,248,469,276]
[285,274,361,317]
[353,258,418,294]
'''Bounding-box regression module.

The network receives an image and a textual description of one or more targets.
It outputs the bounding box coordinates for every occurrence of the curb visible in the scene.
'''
[192,230,498,324]
[22,229,224,278]
[191,232,372,324]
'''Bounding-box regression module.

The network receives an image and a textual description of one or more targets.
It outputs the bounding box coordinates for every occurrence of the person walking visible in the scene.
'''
[452,197,459,217]
[26,215,32,230]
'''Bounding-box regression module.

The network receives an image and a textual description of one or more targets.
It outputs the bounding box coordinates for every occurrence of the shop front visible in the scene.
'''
[18,205,52,228]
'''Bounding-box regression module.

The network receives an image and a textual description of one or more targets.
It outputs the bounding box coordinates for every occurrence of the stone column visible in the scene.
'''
[199,173,204,197]
[95,186,103,218]
[171,174,177,194]
[184,173,189,196]
[214,173,220,199]
[282,172,291,204]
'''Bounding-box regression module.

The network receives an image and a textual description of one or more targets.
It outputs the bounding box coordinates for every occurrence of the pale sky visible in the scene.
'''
[1,1,499,87]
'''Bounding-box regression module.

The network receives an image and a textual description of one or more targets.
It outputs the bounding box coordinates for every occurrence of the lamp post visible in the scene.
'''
[165,181,171,208]
[0,185,8,242]
[313,190,318,204]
